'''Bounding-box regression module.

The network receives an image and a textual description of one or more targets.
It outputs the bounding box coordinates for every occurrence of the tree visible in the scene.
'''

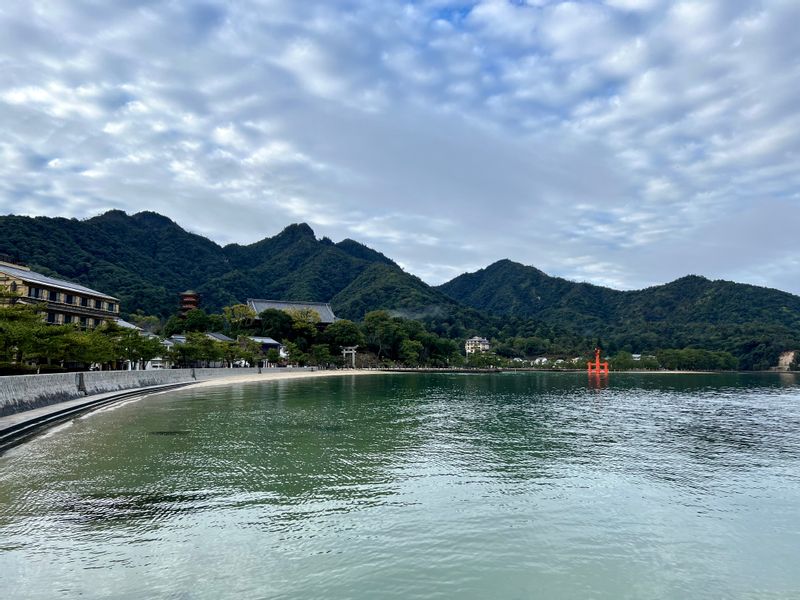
[266,348,281,365]
[115,330,164,369]
[282,341,308,366]
[0,302,44,363]
[399,339,423,366]
[287,308,320,348]
[223,303,256,335]
[162,315,186,336]
[610,351,635,371]
[363,311,402,360]
[236,336,264,367]
[323,319,365,353]
[29,324,73,368]
[310,344,332,367]
[169,333,223,367]
[183,309,210,333]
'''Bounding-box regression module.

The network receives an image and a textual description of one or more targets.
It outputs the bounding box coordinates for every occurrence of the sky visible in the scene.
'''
[1,0,799,293]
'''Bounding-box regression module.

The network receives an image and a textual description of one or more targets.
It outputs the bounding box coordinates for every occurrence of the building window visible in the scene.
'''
[28,287,41,298]
[81,297,88,307]
[95,299,102,309]
[107,302,115,312]
[80,316,88,327]
[47,312,56,323]
[64,315,73,324]
[65,294,74,305]
[48,290,58,301]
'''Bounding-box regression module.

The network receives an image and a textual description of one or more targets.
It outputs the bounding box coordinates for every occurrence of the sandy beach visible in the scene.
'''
[189,368,390,389]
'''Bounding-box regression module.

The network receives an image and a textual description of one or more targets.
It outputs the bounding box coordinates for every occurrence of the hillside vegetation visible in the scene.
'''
[2,211,799,369]
[438,260,800,369]
[0,211,467,322]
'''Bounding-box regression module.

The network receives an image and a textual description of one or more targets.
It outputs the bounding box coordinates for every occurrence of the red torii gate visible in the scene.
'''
[587,347,609,375]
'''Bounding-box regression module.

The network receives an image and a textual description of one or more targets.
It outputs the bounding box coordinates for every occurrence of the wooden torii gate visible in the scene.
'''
[587,347,609,375]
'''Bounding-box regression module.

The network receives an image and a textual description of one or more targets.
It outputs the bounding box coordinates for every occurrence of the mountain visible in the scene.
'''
[2,211,798,368]
[0,210,461,321]
[437,259,616,328]
[438,259,800,369]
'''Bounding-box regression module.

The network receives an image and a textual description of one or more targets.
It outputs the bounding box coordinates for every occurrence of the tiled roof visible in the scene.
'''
[115,318,142,330]
[206,332,235,343]
[249,336,281,346]
[0,264,118,300]
[247,299,337,324]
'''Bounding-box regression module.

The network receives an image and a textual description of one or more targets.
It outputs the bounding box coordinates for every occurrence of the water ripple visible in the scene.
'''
[1,373,799,599]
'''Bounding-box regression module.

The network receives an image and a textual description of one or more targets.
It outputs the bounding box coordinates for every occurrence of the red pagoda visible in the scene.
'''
[179,290,200,316]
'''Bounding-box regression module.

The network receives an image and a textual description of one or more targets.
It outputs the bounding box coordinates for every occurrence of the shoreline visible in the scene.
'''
[189,368,391,389]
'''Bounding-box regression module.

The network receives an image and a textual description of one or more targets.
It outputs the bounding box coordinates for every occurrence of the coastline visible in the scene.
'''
[0,369,389,454]
[189,368,391,389]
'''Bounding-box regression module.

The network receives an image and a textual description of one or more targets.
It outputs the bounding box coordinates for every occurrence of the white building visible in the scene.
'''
[465,336,490,354]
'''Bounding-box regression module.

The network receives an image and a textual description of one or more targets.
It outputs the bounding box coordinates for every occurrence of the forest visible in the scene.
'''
[1,210,798,370]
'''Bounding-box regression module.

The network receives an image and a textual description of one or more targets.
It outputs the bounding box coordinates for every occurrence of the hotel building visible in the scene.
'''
[0,259,120,328]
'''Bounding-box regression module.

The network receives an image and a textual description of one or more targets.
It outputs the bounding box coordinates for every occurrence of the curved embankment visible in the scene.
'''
[0,369,385,454]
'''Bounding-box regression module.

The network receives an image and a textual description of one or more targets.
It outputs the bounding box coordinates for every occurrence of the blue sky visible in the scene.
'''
[1,0,798,293]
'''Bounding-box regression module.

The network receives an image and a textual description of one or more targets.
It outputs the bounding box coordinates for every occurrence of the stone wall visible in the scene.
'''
[0,367,304,417]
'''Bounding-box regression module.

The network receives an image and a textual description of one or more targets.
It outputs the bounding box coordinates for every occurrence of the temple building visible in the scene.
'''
[246,299,337,326]
[0,259,120,328]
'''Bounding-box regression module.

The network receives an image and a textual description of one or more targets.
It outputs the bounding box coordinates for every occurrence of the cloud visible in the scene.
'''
[0,0,798,296]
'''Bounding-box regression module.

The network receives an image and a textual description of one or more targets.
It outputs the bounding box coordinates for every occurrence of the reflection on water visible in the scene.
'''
[1,372,799,599]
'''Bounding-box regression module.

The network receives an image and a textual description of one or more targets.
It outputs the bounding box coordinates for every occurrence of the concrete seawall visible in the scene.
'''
[0,368,311,417]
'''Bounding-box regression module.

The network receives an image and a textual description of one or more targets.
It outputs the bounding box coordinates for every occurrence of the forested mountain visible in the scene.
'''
[0,211,462,322]
[1,211,799,368]
[438,259,800,369]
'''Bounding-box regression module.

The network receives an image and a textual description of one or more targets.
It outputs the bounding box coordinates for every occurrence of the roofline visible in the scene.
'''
[247,298,333,308]
[0,266,119,301]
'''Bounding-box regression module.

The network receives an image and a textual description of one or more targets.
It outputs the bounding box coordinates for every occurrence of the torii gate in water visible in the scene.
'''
[587,347,609,375]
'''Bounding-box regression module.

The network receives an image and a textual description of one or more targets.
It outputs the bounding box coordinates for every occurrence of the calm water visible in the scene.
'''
[1,372,800,599]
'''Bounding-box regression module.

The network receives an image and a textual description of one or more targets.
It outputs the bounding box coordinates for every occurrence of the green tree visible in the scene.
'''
[310,344,332,367]
[282,341,308,366]
[169,333,223,367]
[223,303,256,335]
[363,311,402,360]
[287,308,320,349]
[398,339,423,366]
[323,319,365,353]
[115,330,164,369]
[266,347,281,365]
[236,336,264,367]
[0,302,44,363]
[183,309,210,333]
[162,315,186,336]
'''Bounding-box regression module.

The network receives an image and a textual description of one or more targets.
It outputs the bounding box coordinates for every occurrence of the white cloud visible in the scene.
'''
[0,0,798,294]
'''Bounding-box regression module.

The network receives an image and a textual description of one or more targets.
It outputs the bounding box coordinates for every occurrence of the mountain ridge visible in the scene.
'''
[1,210,799,369]
[437,258,800,369]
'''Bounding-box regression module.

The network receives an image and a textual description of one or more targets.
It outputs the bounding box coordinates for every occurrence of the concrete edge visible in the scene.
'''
[0,381,195,455]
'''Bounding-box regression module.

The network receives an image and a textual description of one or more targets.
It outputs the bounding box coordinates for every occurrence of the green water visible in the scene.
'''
[1,372,799,599]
